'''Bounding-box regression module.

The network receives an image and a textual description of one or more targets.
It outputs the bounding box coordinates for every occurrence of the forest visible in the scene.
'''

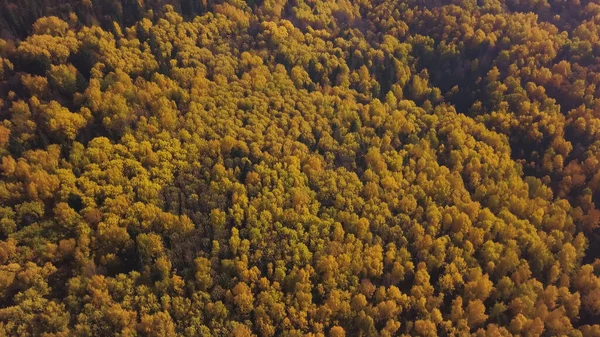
[0,0,600,335]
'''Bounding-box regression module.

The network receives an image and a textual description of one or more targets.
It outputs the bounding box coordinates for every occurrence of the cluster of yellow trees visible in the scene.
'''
[0,0,599,336]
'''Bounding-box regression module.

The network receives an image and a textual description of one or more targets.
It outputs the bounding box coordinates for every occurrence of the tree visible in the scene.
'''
[232,282,254,315]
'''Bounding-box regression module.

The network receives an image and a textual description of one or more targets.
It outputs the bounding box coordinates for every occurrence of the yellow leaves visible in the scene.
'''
[261,21,290,44]
[10,100,36,141]
[137,18,153,38]
[96,221,131,255]
[47,64,79,96]
[0,126,9,150]
[556,234,578,269]
[362,245,383,278]
[221,135,246,156]
[354,217,370,240]
[466,299,488,328]
[365,148,386,173]
[53,202,80,229]
[32,17,69,36]
[408,72,430,101]
[413,319,437,337]
[376,300,400,321]
[210,208,227,228]
[83,78,103,112]
[508,313,545,336]
[232,282,254,314]
[20,74,49,97]
[384,110,413,136]
[42,101,86,141]
[552,60,571,78]
[291,65,312,88]
[0,265,16,294]
[0,57,9,81]
[214,3,251,28]
[194,256,213,291]
[18,34,79,66]
[290,187,311,211]
[155,255,172,279]
[1,3,600,336]
[27,169,60,201]
[465,273,494,301]
[154,97,178,131]
[329,326,345,337]
[138,311,177,337]
[232,323,256,337]
[545,306,573,335]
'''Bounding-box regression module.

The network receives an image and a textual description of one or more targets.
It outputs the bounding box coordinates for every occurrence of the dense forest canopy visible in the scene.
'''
[0,0,600,336]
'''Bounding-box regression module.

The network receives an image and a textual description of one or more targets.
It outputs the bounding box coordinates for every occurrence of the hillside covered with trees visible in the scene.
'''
[0,0,600,336]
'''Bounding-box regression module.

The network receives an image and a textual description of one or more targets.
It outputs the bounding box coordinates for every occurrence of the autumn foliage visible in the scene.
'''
[0,0,599,336]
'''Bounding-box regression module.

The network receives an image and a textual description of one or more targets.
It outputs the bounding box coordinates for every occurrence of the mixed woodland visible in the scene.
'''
[0,0,600,335]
